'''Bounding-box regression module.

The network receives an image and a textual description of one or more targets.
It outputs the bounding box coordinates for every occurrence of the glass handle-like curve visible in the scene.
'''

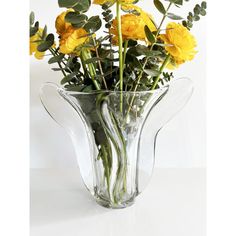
[39,82,95,193]
[137,78,194,193]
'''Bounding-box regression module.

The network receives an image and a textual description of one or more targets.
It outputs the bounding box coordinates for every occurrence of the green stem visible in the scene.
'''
[81,49,100,90]
[109,112,128,204]
[122,40,128,72]
[96,95,124,204]
[80,55,89,78]
[151,54,171,90]
[91,36,108,90]
[101,145,111,198]
[157,2,172,33]
[116,2,123,112]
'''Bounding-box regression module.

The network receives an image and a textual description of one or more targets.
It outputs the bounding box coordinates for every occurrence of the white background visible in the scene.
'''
[30,0,206,168]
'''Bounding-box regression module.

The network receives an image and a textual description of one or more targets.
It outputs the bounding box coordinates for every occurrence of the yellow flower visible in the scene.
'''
[110,7,156,43]
[160,22,197,65]
[59,27,89,54]
[93,0,112,4]
[30,28,45,60]
[93,0,135,5]
[55,9,73,36]
[55,10,89,54]
[122,4,156,27]
[119,0,136,3]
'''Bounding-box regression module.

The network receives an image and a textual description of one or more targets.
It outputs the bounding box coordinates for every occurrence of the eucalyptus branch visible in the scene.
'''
[124,2,173,120]
[37,32,68,78]
[91,37,108,90]
[49,48,67,77]
[131,2,173,92]
[50,48,76,80]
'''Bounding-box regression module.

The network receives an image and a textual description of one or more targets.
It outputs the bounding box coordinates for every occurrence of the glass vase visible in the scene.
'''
[39,78,193,209]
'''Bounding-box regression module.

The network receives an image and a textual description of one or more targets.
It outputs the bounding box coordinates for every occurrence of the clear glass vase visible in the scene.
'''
[39,78,193,209]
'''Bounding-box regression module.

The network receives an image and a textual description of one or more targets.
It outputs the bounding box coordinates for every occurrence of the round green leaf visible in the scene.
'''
[58,0,91,13]
[84,16,102,33]
[65,12,88,25]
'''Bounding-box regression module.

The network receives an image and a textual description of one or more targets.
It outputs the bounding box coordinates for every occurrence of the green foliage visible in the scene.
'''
[65,12,88,26]
[30,12,35,26]
[48,54,64,64]
[182,1,207,29]
[84,16,102,33]
[166,0,189,6]
[157,71,174,87]
[42,25,47,40]
[167,13,183,20]
[144,25,156,44]
[84,57,103,64]
[153,0,166,15]
[64,12,101,32]
[144,69,160,77]
[127,45,161,57]
[37,34,54,52]
[30,21,39,37]
[61,72,78,85]
[102,5,113,29]
[168,0,183,5]
[30,0,206,92]
[58,0,91,13]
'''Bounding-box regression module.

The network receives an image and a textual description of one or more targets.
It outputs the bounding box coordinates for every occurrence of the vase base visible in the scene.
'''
[95,196,135,209]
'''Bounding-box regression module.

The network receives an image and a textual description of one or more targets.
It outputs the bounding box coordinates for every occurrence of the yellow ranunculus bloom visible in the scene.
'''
[93,0,112,4]
[93,0,135,5]
[30,28,45,60]
[55,9,73,36]
[55,10,89,54]
[122,4,156,31]
[59,27,89,54]
[160,22,197,65]
[110,7,156,43]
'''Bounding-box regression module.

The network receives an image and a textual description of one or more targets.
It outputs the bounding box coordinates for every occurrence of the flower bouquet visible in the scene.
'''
[30,0,206,208]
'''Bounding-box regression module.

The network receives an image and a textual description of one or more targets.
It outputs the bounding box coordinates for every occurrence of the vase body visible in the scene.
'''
[40,78,193,208]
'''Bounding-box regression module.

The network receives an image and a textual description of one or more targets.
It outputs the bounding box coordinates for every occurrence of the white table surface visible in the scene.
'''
[30,168,206,236]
